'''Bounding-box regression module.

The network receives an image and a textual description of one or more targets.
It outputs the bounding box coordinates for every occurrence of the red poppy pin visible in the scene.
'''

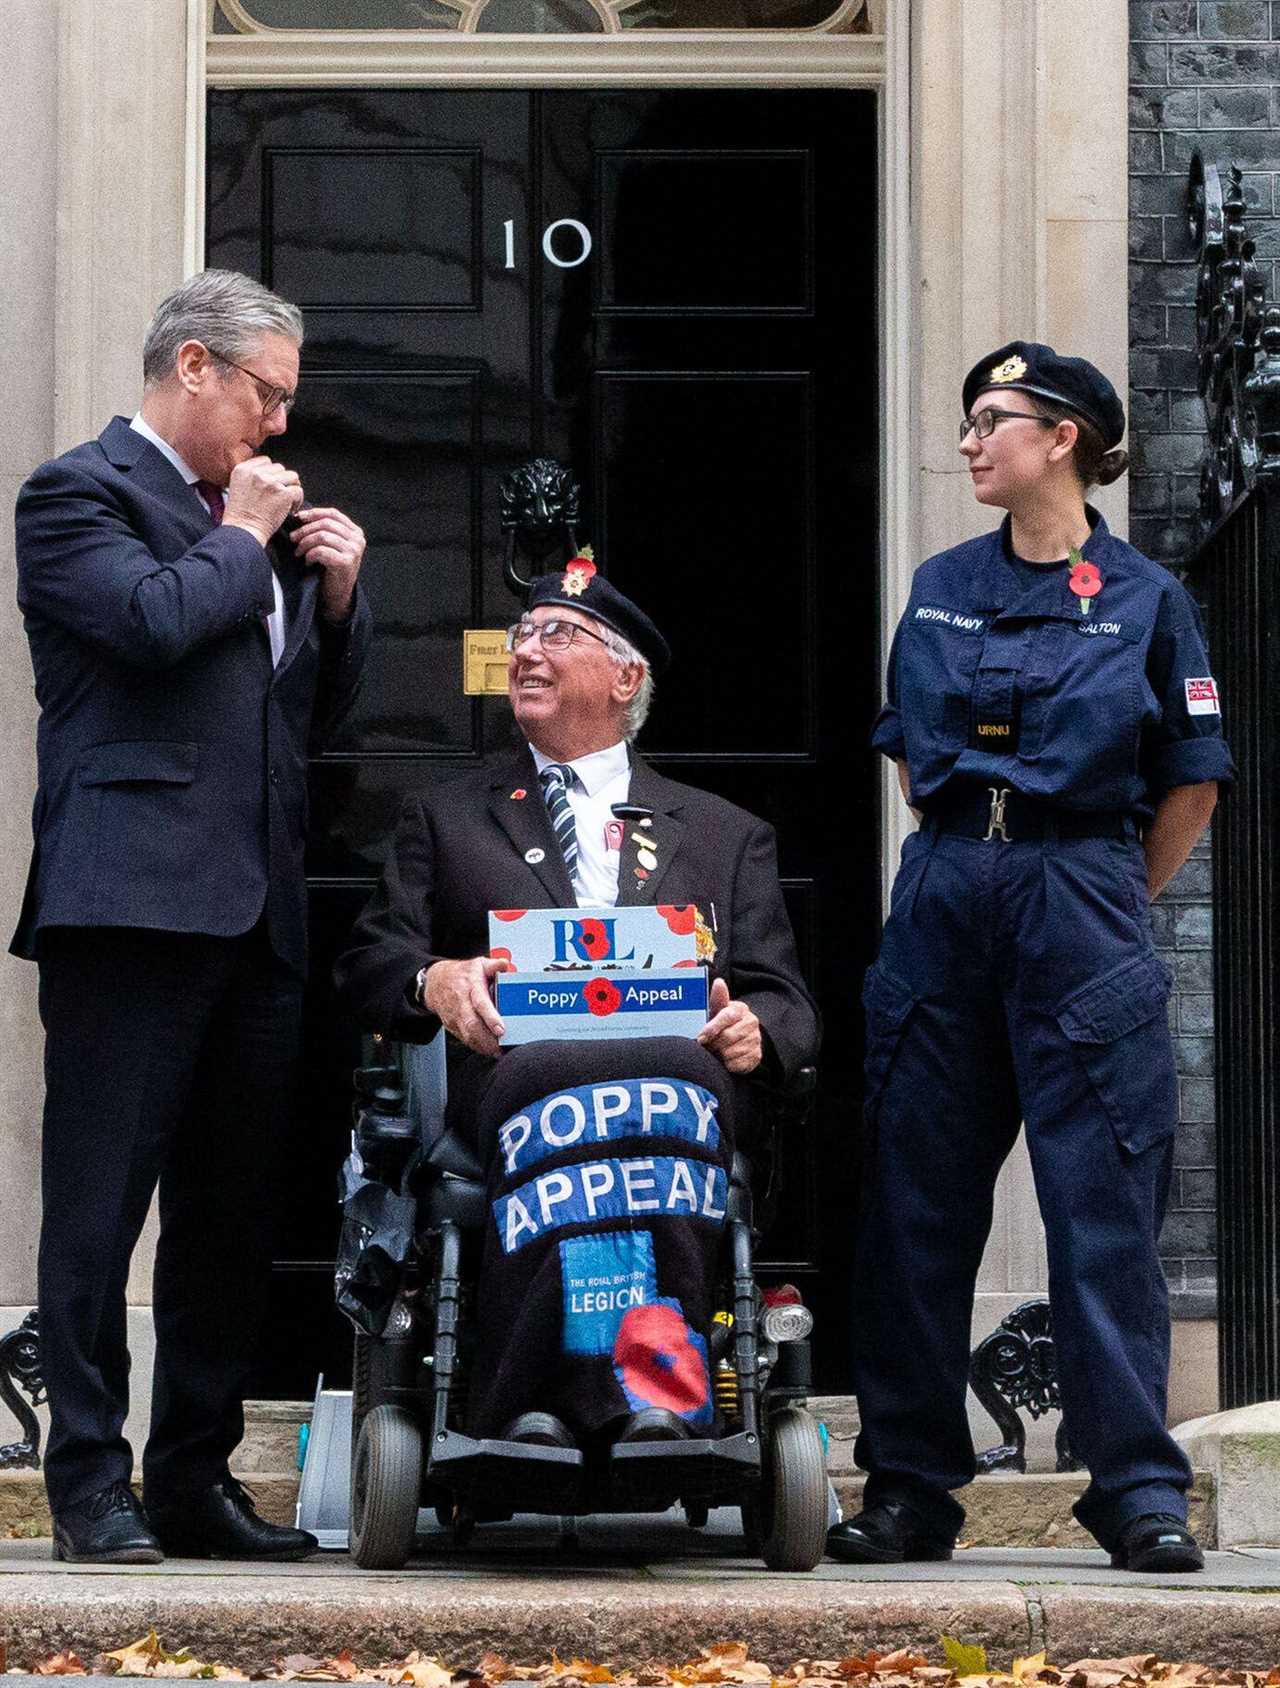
[583,976,622,1018]
[561,544,597,598]
[1068,547,1102,617]
[510,788,527,801]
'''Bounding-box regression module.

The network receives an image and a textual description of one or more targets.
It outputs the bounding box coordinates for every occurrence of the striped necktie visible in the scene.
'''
[539,763,579,884]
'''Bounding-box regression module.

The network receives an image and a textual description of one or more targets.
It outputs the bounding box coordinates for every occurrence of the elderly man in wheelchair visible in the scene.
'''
[333,559,823,1570]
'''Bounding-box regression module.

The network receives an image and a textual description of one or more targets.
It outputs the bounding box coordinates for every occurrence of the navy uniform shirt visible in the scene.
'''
[873,510,1235,817]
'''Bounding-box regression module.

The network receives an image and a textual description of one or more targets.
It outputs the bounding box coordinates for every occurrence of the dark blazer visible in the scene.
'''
[334,743,820,1084]
[11,416,371,976]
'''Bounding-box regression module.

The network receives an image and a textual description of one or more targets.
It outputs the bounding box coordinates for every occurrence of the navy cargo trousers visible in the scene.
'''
[850,816,1192,1549]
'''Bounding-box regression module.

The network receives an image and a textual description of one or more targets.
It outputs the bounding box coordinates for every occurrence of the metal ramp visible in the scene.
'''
[295,1382,353,1549]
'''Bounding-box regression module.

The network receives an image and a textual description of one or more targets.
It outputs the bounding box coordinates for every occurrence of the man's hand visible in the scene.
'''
[423,956,511,1058]
[697,976,763,1074]
[222,456,304,547]
[290,506,366,622]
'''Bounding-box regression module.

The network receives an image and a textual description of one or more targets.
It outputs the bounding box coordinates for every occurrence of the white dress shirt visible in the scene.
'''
[531,739,631,907]
[129,413,286,666]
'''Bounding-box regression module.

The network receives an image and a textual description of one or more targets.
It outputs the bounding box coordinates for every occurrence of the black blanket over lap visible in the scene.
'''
[465,1036,735,1441]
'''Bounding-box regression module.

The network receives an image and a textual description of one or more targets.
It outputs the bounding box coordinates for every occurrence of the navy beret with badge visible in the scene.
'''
[527,551,672,675]
[962,340,1126,451]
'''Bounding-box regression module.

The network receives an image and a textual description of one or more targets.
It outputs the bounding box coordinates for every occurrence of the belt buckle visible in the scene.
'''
[984,786,1012,842]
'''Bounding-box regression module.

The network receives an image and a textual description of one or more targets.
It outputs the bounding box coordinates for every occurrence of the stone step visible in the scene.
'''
[0,1471,301,1540]
[2,1462,1217,1553]
[832,1470,1216,1549]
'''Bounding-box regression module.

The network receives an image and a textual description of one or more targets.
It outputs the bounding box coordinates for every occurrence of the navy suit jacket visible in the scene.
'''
[11,415,372,976]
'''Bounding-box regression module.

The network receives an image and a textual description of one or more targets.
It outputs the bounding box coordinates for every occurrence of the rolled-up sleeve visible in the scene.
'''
[1142,584,1236,795]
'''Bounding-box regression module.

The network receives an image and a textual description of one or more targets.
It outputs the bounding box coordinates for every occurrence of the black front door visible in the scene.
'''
[207,85,879,1396]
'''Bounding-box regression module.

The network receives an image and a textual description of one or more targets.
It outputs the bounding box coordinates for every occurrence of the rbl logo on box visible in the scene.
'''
[488,905,699,972]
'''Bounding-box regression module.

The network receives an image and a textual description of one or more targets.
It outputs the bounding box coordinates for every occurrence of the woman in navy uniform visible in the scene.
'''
[828,343,1233,1573]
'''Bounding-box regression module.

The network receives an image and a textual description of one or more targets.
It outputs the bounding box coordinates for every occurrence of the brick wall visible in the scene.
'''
[1127,0,1280,1317]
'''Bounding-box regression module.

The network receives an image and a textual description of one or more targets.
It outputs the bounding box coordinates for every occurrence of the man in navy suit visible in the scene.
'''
[12,269,371,1563]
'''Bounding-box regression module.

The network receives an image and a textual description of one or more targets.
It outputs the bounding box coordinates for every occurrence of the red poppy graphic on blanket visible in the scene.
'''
[577,918,611,960]
[491,909,528,922]
[656,904,696,935]
[613,1302,710,1416]
[582,976,622,1017]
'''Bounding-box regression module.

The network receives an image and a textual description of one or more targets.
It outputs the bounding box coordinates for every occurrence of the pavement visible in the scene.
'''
[3,1510,1280,1674]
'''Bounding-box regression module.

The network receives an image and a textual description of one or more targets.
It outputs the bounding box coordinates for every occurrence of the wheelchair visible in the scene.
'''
[340,1031,828,1573]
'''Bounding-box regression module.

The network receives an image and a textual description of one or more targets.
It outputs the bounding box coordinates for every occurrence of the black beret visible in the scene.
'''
[527,557,671,675]
[962,341,1126,450]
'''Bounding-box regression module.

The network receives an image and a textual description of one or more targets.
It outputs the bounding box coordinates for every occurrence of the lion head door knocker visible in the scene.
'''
[500,458,583,596]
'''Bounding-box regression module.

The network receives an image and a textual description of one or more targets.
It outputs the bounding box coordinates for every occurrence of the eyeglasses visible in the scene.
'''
[959,407,1057,444]
[506,618,611,653]
[209,349,296,417]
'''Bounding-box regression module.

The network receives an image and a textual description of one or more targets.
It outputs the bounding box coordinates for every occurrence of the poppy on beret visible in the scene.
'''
[527,558,671,674]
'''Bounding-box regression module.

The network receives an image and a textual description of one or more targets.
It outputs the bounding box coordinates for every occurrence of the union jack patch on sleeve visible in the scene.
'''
[1184,677,1220,716]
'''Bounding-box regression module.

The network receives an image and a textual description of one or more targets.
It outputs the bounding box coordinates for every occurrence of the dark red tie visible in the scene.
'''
[195,481,225,527]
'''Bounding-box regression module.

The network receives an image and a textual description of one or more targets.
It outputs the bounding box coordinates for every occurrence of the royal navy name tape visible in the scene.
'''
[914,605,986,633]
[494,1155,728,1254]
[498,1077,720,1178]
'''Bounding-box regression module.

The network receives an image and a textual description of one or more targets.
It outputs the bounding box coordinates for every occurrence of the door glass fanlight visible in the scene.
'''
[210,0,871,32]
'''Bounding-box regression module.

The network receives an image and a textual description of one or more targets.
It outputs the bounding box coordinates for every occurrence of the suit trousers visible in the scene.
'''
[36,922,304,1512]
[850,825,1192,1551]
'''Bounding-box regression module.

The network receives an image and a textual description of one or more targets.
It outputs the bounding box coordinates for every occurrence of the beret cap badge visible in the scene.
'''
[561,546,597,597]
[989,354,1029,384]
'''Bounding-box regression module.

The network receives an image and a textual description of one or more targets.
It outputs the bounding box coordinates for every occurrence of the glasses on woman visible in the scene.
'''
[506,618,611,653]
[959,407,1057,444]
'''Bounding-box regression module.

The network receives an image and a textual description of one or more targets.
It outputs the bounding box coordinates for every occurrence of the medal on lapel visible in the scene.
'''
[1068,546,1102,618]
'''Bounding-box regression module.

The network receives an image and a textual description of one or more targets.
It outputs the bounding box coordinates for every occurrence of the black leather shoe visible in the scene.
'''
[826,1498,954,1564]
[614,1407,691,1443]
[501,1411,577,1449]
[146,1476,317,1561]
[52,1481,163,1564]
[1109,1512,1204,1572]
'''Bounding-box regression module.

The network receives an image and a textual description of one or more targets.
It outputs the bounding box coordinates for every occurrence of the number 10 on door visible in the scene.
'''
[503,219,593,271]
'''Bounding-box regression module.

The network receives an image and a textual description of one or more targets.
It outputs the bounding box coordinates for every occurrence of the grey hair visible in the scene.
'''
[602,628,654,741]
[142,269,304,388]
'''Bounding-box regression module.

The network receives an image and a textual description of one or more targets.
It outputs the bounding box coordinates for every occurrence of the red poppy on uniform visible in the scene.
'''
[1069,560,1102,598]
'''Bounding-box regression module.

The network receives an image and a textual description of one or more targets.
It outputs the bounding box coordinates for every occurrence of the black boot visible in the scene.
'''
[147,1475,317,1561]
[52,1481,163,1564]
[826,1497,955,1564]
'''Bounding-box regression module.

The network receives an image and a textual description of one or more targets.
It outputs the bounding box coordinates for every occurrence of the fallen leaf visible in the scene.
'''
[941,1641,989,1679]
[32,1654,89,1677]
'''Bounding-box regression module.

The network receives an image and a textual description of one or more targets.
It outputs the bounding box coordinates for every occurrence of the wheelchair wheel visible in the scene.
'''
[349,1404,422,1569]
[757,1406,828,1572]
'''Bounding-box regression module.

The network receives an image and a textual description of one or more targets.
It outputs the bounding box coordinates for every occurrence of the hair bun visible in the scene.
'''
[1096,447,1129,486]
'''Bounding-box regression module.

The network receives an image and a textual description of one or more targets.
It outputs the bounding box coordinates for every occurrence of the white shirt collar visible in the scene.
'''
[530,739,630,796]
[129,413,204,487]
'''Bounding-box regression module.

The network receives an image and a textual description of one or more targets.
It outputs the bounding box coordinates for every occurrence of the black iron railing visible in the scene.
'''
[1185,154,1280,1408]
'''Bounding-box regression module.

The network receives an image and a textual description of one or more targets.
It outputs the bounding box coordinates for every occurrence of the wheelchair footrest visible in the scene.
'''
[429,1428,585,1471]
[609,1428,759,1467]
[427,1428,585,1511]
